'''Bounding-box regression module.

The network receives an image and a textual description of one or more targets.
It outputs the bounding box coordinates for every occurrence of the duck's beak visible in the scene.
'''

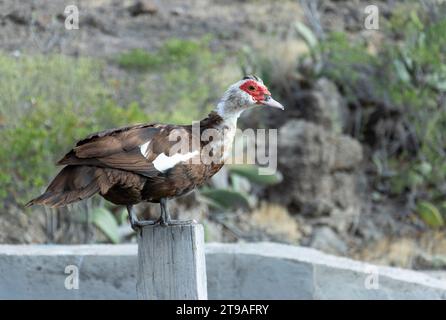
[260,96,285,110]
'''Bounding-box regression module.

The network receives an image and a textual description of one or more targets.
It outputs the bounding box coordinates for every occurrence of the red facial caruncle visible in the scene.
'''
[239,79,271,104]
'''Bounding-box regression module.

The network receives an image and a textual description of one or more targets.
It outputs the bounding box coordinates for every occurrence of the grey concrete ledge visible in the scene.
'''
[0,242,445,299]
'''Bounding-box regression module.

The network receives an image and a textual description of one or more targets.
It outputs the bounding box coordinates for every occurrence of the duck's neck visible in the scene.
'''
[215,100,242,129]
[198,101,243,162]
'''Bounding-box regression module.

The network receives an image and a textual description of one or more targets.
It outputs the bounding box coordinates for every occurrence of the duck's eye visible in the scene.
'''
[248,85,255,91]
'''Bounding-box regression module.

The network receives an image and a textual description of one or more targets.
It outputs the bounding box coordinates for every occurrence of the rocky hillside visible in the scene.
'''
[1,0,446,270]
[0,0,302,56]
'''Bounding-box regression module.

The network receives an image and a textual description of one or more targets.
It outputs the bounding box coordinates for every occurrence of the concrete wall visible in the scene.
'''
[0,242,445,299]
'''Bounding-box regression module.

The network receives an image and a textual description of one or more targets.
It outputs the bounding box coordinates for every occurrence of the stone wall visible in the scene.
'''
[0,242,444,299]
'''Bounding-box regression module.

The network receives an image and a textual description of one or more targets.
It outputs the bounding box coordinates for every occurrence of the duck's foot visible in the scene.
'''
[159,219,197,227]
[131,219,158,230]
[131,218,197,230]
[158,198,197,227]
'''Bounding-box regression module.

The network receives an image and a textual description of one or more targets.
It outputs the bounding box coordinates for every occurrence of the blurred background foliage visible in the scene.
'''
[1,0,446,268]
[0,37,230,207]
[240,2,446,229]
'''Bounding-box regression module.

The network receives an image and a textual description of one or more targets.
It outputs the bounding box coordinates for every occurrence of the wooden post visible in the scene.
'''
[136,224,208,300]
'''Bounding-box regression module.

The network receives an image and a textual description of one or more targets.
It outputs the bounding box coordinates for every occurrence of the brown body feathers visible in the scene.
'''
[26,112,224,208]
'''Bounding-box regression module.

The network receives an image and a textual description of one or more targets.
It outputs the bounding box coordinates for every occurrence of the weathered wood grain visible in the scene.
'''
[136,224,207,300]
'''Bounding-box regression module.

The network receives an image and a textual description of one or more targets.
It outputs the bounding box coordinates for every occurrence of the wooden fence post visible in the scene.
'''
[136,224,208,300]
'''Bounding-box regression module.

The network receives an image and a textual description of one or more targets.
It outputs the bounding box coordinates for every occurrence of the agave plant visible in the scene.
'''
[200,164,282,211]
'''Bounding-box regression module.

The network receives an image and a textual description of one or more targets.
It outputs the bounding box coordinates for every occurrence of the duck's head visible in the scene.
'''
[216,75,284,119]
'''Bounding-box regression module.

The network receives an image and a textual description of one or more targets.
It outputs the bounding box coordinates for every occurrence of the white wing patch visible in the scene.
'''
[140,141,151,156]
[153,151,199,172]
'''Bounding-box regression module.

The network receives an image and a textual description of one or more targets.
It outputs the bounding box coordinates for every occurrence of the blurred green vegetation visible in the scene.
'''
[241,6,446,227]
[115,37,228,124]
[318,10,446,225]
[0,37,232,210]
[116,38,213,70]
[4,4,445,239]
[201,164,282,211]
[0,55,120,204]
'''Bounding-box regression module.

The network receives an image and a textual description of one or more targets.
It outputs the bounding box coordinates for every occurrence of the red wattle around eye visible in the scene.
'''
[239,79,271,103]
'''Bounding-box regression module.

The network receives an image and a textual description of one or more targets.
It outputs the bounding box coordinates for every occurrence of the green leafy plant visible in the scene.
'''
[200,164,282,210]
[416,201,444,228]
[72,205,124,243]
[91,207,121,244]
[227,164,283,186]
[200,188,251,210]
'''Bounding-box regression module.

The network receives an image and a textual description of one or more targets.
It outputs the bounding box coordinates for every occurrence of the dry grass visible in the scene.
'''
[249,202,301,243]
[352,230,446,268]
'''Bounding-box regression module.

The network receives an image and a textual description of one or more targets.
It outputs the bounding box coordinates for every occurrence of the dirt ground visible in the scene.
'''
[0,0,303,56]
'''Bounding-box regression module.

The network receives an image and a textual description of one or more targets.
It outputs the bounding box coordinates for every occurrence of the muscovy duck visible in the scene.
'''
[26,75,284,230]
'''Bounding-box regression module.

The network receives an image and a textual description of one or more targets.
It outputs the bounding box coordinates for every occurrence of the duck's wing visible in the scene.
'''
[57,123,192,177]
